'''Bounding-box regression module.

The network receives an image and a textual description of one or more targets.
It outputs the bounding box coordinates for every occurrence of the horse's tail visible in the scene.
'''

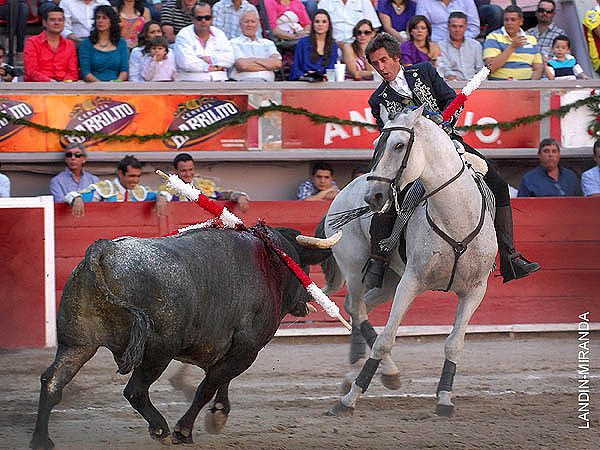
[315,216,346,294]
[85,239,152,375]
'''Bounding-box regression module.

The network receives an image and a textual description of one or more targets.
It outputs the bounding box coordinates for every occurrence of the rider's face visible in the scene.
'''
[369,47,402,82]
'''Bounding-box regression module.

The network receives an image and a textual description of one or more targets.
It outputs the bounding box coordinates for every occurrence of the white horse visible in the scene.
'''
[322,105,497,416]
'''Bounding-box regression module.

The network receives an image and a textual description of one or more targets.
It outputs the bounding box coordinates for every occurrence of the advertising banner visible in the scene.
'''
[0,94,248,152]
[282,89,541,150]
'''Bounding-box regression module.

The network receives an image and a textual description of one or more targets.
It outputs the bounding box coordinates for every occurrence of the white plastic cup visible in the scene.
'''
[326,68,336,82]
[334,63,346,82]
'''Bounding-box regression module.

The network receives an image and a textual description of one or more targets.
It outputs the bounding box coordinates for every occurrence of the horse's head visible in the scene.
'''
[364,105,425,213]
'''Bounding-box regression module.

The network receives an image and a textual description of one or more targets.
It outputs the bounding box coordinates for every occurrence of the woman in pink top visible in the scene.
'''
[264,0,311,41]
[115,0,151,49]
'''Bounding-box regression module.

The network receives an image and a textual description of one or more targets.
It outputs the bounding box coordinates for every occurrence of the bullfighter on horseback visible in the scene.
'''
[362,33,540,290]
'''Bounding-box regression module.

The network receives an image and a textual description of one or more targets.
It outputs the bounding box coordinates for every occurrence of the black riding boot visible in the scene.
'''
[363,210,396,290]
[495,205,541,283]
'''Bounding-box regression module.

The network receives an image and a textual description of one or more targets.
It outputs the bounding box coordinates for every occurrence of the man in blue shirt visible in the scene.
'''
[50,143,99,202]
[518,138,581,197]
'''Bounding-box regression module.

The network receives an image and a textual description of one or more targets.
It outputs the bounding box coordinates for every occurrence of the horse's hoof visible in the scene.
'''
[380,373,401,390]
[29,436,55,450]
[340,379,352,395]
[327,400,354,417]
[171,429,193,445]
[148,427,171,445]
[205,409,228,434]
[435,403,455,417]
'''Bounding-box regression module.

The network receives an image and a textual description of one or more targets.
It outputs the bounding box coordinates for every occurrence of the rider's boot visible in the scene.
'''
[495,205,541,283]
[363,210,396,290]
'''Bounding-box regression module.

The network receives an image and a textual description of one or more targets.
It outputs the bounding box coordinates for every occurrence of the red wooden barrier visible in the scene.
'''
[53,198,600,333]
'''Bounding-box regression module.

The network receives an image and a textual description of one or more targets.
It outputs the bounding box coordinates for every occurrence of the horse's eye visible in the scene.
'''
[395,142,404,150]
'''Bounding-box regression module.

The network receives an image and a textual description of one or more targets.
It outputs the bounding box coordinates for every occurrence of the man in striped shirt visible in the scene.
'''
[483,5,543,80]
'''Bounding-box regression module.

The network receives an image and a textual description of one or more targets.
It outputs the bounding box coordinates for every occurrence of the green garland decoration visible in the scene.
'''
[1,93,599,144]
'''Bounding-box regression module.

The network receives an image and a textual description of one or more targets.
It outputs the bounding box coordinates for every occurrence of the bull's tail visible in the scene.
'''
[315,217,346,294]
[85,240,152,375]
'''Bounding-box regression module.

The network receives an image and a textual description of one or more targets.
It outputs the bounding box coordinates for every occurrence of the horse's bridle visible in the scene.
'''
[367,126,415,186]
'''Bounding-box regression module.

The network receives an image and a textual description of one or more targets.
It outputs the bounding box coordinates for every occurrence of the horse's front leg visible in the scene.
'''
[330,276,421,416]
[435,282,487,417]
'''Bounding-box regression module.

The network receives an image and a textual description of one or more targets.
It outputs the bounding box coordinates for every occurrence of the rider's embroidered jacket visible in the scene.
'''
[368,62,458,131]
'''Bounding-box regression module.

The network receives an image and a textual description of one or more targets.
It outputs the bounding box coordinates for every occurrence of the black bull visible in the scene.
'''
[31,225,331,449]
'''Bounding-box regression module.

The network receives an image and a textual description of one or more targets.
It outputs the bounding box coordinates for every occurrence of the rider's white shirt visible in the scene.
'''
[389,68,412,97]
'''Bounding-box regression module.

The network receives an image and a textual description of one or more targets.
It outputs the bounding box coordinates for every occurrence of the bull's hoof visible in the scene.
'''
[148,427,171,445]
[29,436,55,450]
[435,403,455,417]
[327,400,354,417]
[171,428,193,445]
[380,373,401,390]
[205,409,228,434]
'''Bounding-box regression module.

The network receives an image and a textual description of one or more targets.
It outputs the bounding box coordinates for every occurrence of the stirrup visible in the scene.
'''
[362,257,389,290]
[500,253,541,283]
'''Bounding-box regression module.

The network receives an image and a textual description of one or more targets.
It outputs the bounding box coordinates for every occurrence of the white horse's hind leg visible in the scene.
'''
[436,282,488,417]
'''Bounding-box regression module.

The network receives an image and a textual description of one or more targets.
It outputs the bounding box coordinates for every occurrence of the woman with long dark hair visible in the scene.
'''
[79,5,129,82]
[343,19,376,80]
[115,0,152,49]
[400,15,441,66]
[289,9,337,80]
[129,20,163,82]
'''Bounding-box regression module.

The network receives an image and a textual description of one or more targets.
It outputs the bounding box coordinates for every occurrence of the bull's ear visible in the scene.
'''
[407,104,425,127]
[380,104,390,125]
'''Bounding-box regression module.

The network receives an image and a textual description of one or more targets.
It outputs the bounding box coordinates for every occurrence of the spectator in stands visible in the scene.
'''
[526,0,566,60]
[518,138,581,197]
[159,153,250,211]
[24,6,79,82]
[544,35,590,80]
[438,11,484,81]
[39,1,62,24]
[484,5,543,80]
[115,0,152,49]
[475,0,503,38]
[0,0,30,62]
[213,0,262,40]
[65,154,167,217]
[581,140,600,196]
[79,5,129,81]
[264,0,310,42]
[50,143,99,202]
[0,45,16,82]
[61,0,111,46]
[351,165,369,179]
[342,19,375,80]
[289,9,337,80]
[400,15,441,67]
[0,163,9,198]
[142,36,177,80]
[174,2,234,81]
[377,0,416,43]
[318,0,381,45]
[415,0,479,43]
[161,0,200,43]
[129,20,163,81]
[583,0,600,76]
[230,10,282,81]
[297,161,339,200]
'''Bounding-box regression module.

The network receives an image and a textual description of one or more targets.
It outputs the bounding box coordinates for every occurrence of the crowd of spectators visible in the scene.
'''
[0,0,598,82]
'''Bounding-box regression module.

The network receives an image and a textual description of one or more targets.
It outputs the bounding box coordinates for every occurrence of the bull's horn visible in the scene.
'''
[296,230,342,249]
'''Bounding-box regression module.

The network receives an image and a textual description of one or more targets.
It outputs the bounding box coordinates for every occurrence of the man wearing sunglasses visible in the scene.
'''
[526,0,566,59]
[174,2,234,81]
[50,143,99,202]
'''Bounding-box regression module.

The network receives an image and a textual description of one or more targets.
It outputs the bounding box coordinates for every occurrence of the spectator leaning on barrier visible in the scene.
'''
[50,143,99,202]
[518,138,581,197]
[343,19,376,81]
[230,10,282,82]
[65,154,167,217]
[0,163,10,198]
[129,20,163,82]
[174,2,234,81]
[581,140,600,197]
[141,36,177,80]
[483,5,543,80]
[438,11,484,81]
[583,0,600,76]
[415,0,479,44]
[317,0,381,46]
[297,161,339,201]
[158,153,250,211]
[24,6,80,82]
[526,0,566,60]
[212,0,262,40]
[544,35,590,80]
[61,0,112,46]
